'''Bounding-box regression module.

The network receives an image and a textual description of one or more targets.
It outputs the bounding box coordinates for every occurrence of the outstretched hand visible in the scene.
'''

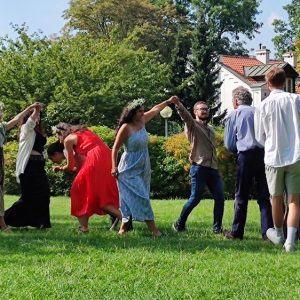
[167,95,180,105]
[30,102,44,111]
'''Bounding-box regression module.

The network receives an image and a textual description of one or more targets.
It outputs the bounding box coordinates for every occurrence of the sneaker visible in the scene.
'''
[266,228,285,245]
[224,230,243,240]
[283,243,296,253]
[172,222,186,232]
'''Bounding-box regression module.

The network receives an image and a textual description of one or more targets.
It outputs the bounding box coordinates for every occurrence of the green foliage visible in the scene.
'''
[3,141,19,195]
[0,28,170,129]
[64,0,184,63]
[272,0,300,58]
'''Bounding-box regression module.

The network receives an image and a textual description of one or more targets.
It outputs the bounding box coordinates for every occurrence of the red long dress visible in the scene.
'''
[70,130,119,217]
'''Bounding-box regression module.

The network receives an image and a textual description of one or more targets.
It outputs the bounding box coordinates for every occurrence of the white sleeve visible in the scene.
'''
[20,117,36,139]
[254,106,265,146]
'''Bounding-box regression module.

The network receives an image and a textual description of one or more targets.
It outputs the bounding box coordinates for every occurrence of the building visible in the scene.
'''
[219,46,299,113]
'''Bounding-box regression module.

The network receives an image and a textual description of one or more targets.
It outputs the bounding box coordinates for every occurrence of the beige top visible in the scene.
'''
[177,103,218,169]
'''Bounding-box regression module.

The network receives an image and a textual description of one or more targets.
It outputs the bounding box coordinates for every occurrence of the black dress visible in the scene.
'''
[5,131,51,228]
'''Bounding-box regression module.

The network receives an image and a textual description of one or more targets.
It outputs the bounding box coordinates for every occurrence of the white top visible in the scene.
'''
[15,117,37,182]
[254,89,300,167]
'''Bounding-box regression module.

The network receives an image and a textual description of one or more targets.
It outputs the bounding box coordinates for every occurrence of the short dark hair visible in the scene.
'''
[47,141,64,157]
[265,67,286,88]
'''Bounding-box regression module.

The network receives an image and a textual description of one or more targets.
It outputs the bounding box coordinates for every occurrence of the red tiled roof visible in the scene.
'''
[221,55,283,84]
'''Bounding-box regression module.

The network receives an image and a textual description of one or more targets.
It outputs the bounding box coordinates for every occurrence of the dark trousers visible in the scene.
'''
[177,164,225,232]
[231,148,273,238]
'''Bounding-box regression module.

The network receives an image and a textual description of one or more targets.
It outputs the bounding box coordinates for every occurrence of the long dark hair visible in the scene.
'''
[116,105,143,134]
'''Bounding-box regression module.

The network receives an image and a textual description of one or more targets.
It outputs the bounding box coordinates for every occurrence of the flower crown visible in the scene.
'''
[126,98,145,110]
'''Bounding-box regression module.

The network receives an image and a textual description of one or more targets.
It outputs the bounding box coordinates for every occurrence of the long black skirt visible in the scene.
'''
[5,157,51,228]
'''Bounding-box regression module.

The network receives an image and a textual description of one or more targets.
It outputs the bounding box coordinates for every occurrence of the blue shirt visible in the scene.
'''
[224,105,262,153]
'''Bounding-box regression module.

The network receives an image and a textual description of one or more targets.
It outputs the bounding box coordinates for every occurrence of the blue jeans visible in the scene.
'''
[177,164,225,231]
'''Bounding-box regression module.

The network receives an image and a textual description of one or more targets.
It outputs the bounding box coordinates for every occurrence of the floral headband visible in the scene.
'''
[126,98,145,110]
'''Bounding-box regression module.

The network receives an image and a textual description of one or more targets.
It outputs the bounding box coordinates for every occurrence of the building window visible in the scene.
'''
[285,78,293,92]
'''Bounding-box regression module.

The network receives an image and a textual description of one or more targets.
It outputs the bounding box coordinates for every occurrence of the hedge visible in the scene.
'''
[3,126,236,198]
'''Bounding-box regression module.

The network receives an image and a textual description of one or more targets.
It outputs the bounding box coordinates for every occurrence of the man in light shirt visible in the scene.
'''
[224,86,273,240]
[255,67,300,252]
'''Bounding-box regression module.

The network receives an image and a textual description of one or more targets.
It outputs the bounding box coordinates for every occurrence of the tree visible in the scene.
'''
[0,26,170,133]
[170,0,262,122]
[272,0,300,58]
[63,0,186,63]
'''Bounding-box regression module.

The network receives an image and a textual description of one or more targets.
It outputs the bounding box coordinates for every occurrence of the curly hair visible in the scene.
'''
[115,104,143,134]
[54,122,87,138]
[232,86,253,105]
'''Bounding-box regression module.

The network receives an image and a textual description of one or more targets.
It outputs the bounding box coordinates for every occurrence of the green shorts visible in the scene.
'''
[265,160,300,196]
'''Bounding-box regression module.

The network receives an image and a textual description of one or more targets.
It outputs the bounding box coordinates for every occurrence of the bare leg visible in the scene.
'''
[118,217,133,235]
[77,215,89,232]
[0,216,9,231]
[103,205,122,220]
[145,220,162,237]
[287,194,300,228]
[272,195,284,227]
[118,222,127,235]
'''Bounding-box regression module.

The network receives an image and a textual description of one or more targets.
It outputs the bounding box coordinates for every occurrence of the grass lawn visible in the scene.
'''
[1,196,300,299]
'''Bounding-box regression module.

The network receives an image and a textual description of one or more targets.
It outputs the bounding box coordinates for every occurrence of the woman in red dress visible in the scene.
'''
[51,123,121,232]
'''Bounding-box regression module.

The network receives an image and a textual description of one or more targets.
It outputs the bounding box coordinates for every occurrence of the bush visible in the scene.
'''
[4,125,236,198]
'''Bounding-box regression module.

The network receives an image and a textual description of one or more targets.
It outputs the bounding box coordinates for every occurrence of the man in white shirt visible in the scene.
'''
[255,67,300,252]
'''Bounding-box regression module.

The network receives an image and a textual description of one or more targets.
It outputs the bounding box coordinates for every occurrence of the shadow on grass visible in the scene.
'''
[0,217,281,258]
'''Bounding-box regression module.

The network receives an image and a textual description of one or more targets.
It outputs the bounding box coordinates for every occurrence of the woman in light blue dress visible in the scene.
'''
[112,96,177,236]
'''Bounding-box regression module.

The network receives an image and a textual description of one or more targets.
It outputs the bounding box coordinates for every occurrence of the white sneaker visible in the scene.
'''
[283,243,296,253]
[266,228,285,245]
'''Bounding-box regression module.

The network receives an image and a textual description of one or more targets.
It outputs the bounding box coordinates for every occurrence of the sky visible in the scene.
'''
[0,0,292,58]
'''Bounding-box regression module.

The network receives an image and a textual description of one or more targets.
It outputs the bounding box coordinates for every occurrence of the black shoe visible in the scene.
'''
[172,222,186,232]
[224,230,243,240]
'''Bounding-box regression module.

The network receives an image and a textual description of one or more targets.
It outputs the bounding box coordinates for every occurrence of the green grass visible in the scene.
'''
[1,196,300,299]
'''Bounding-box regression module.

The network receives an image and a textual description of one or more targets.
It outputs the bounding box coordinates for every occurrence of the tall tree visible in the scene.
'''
[170,0,261,122]
[272,0,300,58]
[63,0,185,63]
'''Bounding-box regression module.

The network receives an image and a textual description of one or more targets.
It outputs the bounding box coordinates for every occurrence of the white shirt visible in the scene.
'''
[254,89,300,167]
[15,117,37,182]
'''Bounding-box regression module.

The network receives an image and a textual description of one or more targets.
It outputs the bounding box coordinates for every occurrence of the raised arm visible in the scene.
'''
[174,98,195,131]
[143,96,177,123]
[5,102,42,131]
[111,124,129,177]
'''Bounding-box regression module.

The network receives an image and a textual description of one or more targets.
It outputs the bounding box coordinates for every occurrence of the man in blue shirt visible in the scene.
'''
[224,86,273,240]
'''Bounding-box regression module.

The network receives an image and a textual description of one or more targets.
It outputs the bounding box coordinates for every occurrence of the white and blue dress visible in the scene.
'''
[117,127,154,222]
